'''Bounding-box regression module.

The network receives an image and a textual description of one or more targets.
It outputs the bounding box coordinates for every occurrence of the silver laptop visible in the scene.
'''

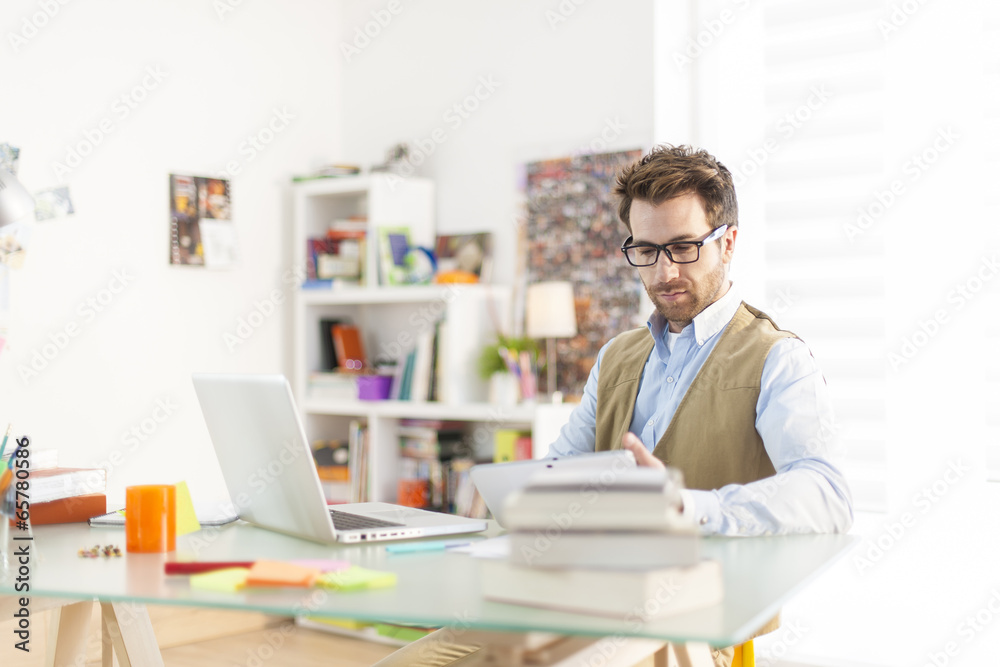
[192,373,487,544]
[470,449,636,527]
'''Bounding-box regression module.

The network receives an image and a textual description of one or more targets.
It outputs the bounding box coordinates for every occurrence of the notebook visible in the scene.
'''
[191,373,487,544]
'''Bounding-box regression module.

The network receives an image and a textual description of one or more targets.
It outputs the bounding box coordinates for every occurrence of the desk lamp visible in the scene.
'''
[525,281,578,403]
[0,169,34,228]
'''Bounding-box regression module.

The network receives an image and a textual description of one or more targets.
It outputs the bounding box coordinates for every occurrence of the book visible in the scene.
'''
[28,467,107,504]
[481,558,722,620]
[377,226,411,286]
[2,447,57,471]
[331,324,366,372]
[307,371,358,401]
[318,318,346,370]
[502,467,690,532]
[25,493,106,526]
[508,530,701,570]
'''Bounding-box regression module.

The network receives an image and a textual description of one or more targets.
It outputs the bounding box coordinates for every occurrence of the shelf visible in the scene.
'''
[298,283,503,306]
[301,398,536,424]
[291,175,377,196]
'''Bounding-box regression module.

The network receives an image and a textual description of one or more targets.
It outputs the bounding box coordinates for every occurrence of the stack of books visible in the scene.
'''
[481,467,722,620]
[27,466,108,526]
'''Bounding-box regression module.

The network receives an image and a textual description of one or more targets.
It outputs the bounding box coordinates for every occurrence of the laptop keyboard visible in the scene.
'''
[329,509,405,531]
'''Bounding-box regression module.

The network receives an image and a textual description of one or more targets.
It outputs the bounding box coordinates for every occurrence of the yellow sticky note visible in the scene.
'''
[175,481,201,537]
[190,567,249,593]
[246,560,321,587]
[317,566,398,591]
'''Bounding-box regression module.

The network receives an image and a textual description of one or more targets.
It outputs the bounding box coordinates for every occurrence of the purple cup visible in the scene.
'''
[357,374,393,401]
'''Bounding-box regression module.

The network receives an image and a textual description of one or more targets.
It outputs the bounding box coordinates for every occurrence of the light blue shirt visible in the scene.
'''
[548,285,854,536]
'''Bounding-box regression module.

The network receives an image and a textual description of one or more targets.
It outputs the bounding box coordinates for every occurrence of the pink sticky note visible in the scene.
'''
[290,559,351,573]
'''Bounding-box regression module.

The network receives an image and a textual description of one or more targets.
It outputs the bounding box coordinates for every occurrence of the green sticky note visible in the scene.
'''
[175,481,201,536]
[317,566,398,591]
[190,567,249,593]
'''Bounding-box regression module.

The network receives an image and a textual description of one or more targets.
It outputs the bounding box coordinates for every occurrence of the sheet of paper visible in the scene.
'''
[190,567,249,593]
[448,535,510,560]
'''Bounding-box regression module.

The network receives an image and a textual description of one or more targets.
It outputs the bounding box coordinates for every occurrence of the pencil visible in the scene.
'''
[0,424,10,461]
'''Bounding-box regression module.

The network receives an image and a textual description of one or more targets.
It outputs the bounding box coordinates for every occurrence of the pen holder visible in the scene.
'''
[125,484,176,553]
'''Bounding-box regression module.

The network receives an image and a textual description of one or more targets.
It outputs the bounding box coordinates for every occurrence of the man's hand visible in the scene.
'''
[621,432,665,469]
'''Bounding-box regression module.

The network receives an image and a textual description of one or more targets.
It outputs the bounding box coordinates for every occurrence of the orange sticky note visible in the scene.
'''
[246,560,321,588]
[174,481,201,537]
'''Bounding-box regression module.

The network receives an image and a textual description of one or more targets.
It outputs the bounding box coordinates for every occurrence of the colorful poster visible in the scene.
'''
[523,149,644,399]
[169,174,237,268]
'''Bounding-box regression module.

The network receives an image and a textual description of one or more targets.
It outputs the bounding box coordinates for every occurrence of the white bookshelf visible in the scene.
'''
[290,174,536,506]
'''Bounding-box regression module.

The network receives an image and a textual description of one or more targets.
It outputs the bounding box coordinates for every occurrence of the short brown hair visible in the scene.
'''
[614,144,738,232]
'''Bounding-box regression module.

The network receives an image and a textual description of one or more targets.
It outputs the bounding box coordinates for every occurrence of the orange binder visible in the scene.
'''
[332,324,366,373]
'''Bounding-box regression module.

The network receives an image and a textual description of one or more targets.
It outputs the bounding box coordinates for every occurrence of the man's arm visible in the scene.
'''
[627,338,854,536]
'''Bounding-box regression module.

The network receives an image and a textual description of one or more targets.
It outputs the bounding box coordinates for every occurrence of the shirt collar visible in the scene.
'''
[646,281,741,348]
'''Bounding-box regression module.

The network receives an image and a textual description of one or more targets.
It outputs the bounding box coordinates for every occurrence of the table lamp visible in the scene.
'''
[0,168,35,227]
[525,281,578,402]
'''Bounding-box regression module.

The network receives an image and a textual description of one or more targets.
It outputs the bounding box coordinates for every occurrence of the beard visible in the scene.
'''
[644,258,728,330]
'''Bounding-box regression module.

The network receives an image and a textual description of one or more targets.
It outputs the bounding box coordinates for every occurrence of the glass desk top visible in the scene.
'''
[0,521,857,647]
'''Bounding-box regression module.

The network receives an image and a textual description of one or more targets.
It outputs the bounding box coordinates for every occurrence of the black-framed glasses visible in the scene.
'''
[620,225,729,267]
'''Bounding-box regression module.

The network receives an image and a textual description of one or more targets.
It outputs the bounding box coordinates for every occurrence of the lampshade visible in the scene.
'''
[0,169,34,228]
[526,281,577,339]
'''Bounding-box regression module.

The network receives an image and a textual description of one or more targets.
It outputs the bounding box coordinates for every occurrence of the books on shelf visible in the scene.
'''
[312,440,351,503]
[331,324,366,372]
[292,165,362,182]
[481,558,722,620]
[307,372,358,402]
[493,429,532,462]
[348,419,369,503]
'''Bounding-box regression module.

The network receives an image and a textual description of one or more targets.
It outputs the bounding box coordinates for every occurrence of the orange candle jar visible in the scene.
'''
[125,484,176,553]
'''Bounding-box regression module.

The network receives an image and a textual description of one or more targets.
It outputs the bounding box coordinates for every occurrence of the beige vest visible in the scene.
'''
[595,302,797,640]
[595,302,795,488]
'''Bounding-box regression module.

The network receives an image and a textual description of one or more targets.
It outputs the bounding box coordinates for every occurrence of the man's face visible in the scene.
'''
[628,193,736,333]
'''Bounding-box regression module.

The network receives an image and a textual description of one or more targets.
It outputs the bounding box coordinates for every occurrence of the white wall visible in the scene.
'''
[1,0,344,507]
[338,0,655,288]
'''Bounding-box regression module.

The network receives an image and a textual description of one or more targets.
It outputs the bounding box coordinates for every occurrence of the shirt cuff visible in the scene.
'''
[680,489,722,535]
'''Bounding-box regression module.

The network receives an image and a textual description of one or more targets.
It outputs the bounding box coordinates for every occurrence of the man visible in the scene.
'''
[377,144,852,667]
[551,143,853,537]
